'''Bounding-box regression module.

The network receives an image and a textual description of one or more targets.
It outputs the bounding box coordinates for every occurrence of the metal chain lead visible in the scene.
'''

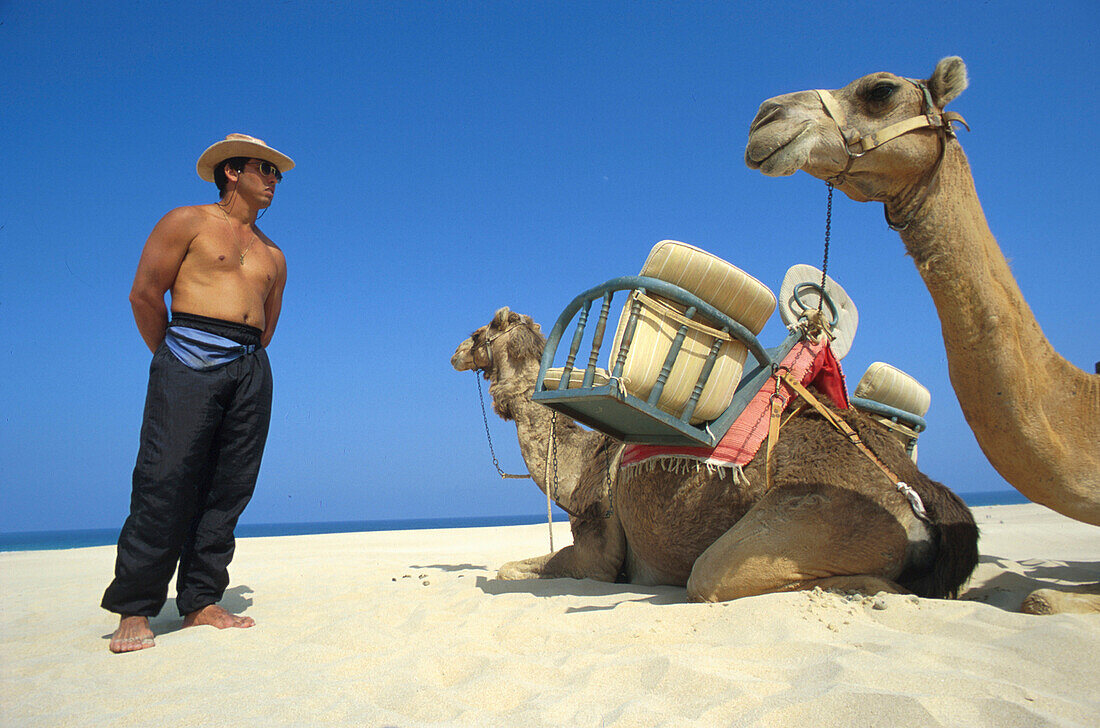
[819,182,834,312]
[475,372,530,479]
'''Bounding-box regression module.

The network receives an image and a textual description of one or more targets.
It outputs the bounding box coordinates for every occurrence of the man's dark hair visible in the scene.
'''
[214,157,249,198]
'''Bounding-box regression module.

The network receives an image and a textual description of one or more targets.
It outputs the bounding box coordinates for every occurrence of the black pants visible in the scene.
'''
[102,313,273,617]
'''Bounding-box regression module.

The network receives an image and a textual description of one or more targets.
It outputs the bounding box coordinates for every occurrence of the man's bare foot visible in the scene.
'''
[109,615,155,653]
[182,604,255,630]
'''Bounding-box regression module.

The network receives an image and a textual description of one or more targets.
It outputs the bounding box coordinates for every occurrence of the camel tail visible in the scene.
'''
[897,480,980,599]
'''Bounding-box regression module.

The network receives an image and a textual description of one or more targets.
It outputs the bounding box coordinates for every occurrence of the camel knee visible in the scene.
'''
[686,573,764,603]
[687,571,726,602]
[687,558,770,603]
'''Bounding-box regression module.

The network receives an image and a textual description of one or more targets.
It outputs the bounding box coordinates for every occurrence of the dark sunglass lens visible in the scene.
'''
[252,161,280,180]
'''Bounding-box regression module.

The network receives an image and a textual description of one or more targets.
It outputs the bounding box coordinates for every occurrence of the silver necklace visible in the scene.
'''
[216,203,257,265]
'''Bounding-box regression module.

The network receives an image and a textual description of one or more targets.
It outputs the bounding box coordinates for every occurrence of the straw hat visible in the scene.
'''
[196,133,295,182]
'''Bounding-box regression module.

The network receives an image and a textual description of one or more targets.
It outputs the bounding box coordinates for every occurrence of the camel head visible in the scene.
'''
[745,57,969,221]
[451,307,545,380]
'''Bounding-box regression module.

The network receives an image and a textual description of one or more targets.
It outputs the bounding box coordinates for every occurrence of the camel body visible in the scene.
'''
[453,308,978,602]
[744,57,1100,613]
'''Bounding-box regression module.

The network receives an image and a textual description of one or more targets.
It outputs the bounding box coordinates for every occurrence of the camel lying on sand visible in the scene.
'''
[453,307,978,603]
[744,56,1100,614]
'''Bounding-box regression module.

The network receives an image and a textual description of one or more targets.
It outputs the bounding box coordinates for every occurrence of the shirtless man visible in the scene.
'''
[102,134,293,653]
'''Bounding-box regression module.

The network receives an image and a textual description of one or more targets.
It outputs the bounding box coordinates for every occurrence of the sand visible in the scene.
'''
[1,503,1097,727]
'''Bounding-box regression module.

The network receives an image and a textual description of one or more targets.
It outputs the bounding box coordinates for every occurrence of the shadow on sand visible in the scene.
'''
[474,573,684,610]
[407,563,488,573]
[961,557,1099,611]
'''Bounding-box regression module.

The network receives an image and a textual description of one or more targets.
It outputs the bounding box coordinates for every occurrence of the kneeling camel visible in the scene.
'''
[453,307,978,602]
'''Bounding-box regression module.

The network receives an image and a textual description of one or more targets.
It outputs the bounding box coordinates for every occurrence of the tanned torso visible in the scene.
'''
[170,205,282,327]
[130,200,287,352]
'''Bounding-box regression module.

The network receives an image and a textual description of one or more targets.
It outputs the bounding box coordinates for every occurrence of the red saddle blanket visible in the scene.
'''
[620,338,848,470]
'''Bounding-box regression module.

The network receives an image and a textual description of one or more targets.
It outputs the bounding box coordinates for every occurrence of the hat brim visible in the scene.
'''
[196,140,295,182]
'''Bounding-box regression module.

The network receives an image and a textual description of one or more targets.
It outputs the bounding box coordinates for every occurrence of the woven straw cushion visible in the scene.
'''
[542,366,610,390]
[853,362,931,417]
[778,264,858,360]
[608,241,776,423]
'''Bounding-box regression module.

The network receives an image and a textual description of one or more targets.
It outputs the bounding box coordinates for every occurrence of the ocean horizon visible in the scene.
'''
[1,489,1031,553]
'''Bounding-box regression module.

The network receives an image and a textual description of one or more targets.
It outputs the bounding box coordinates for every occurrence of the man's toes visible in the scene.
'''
[110,635,155,653]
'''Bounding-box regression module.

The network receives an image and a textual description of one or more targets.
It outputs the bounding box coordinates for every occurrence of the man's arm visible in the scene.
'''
[129,208,199,353]
[260,247,287,348]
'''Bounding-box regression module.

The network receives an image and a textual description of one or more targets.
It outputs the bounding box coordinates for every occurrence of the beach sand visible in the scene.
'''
[1,503,1097,727]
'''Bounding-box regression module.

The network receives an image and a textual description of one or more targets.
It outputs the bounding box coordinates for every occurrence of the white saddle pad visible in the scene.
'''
[779,264,858,360]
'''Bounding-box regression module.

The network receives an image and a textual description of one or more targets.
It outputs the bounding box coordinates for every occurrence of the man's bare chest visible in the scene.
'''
[184,228,277,290]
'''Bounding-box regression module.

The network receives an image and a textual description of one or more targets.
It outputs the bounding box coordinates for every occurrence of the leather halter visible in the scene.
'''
[477,323,524,371]
[814,81,969,230]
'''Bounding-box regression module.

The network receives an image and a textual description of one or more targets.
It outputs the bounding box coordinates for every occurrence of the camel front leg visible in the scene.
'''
[686,485,911,602]
[497,515,626,582]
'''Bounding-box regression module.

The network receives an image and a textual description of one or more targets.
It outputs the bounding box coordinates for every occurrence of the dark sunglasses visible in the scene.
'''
[245,159,282,181]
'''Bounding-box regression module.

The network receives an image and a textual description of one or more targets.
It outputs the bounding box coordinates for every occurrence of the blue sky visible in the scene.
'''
[1,1,1097,533]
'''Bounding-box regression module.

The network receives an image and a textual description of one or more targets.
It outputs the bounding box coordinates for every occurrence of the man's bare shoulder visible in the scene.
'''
[253,227,285,257]
[152,204,220,238]
[168,203,224,224]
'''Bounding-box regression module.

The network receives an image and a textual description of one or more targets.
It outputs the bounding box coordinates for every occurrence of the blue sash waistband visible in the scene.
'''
[170,312,262,345]
[165,326,259,371]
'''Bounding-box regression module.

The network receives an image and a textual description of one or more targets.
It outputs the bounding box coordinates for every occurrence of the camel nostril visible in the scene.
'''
[749,101,787,134]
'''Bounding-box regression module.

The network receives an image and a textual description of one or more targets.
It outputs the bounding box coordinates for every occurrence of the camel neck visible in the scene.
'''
[898,144,1100,517]
[488,366,557,489]
[900,146,1036,351]
[488,365,606,515]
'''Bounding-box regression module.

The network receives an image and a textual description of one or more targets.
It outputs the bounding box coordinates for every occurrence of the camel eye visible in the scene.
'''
[868,83,896,102]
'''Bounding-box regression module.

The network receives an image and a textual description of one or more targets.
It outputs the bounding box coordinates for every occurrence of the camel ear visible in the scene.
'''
[492,307,513,329]
[517,314,540,334]
[928,56,968,108]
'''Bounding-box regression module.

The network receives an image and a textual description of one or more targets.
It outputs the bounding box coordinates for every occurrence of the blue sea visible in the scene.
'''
[1,490,1031,553]
[0,513,551,553]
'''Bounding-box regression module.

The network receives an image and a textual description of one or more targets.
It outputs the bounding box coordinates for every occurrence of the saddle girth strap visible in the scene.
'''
[765,371,930,523]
